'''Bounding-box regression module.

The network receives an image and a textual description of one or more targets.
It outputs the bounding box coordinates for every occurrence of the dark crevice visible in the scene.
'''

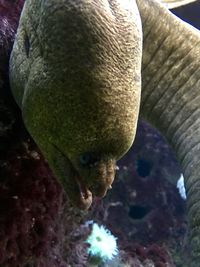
[129,205,152,220]
[136,158,153,177]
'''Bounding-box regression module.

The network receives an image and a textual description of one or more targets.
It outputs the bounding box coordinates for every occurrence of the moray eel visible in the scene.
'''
[9,0,200,264]
[9,0,142,209]
[9,0,197,211]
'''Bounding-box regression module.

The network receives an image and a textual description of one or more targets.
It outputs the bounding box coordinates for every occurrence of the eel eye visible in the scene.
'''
[79,152,98,166]
[24,33,30,57]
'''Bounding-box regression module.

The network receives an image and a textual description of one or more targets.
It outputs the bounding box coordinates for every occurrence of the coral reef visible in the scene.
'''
[83,121,186,267]
[0,141,66,267]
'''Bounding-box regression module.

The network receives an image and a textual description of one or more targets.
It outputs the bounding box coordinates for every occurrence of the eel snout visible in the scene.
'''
[51,144,116,210]
[70,159,116,210]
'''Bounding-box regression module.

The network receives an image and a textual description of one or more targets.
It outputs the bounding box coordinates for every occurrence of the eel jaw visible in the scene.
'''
[49,144,114,210]
[49,144,93,210]
[59,163,94,210]
[73,174,93,210]
[73,158,116,209]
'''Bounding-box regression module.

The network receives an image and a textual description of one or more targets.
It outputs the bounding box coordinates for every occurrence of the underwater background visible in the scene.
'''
[0,1,199,266]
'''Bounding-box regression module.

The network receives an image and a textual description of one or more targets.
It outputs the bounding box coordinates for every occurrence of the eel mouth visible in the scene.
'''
[50,144,111,210]
[72,172,111,210]
[51,144,93,210]
[73,174,93,210]
[67,166,113,210]
[66,163,115,210]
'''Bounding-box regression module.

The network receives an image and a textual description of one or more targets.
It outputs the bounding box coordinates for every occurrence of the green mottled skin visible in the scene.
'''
[10,0,142,209]
[9,0,200,264]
